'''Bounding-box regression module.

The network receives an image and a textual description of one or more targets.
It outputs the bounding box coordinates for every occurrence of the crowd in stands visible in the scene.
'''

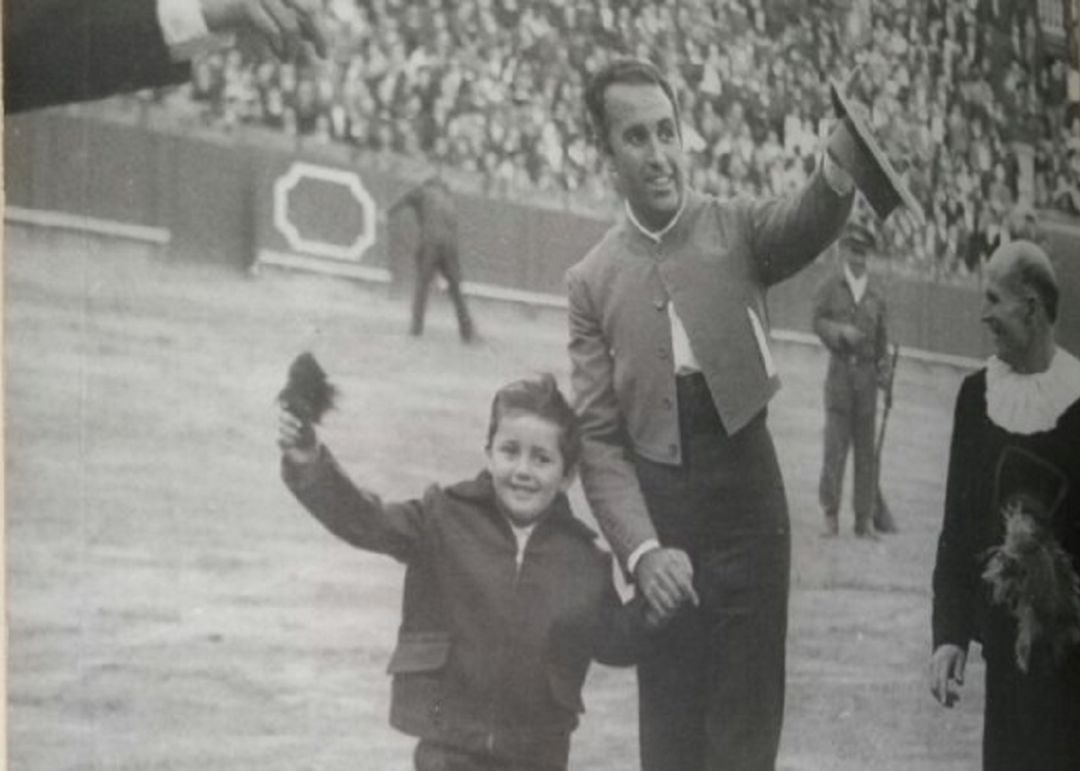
[160,0,1079,278]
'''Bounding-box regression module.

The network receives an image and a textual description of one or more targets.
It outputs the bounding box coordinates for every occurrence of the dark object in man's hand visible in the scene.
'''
[278,352,337,424]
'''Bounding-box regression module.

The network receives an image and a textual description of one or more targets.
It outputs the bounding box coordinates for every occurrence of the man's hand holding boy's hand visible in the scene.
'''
[635,547,699,623]
[278,406,319,465]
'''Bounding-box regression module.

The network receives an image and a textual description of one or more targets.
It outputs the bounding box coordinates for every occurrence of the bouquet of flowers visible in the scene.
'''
[278,352,337,425]
[983,492,1080,672]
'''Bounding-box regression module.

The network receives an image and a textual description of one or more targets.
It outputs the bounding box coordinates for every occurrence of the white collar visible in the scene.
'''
[509,522,537,567]
[844,263,868,304]
[985,347,1080,434]
[625,194,686,244]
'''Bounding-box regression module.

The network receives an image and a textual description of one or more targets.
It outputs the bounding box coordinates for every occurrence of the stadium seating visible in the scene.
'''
[151,0,1078,277]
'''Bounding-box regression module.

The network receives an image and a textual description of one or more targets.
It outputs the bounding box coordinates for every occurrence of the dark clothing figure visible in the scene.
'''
[813,266,890,536]
[4,0,189,113]
[634,375,790,771]
[388,177,474,342]
[283,451,646,771]
[932,360,1080,770]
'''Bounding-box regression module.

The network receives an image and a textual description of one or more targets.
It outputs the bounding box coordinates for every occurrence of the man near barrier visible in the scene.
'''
[813,219,895,539]
[930,240,1080,769]
[566,58,858,771]
[386,174,475,343]
[4,0,328,113]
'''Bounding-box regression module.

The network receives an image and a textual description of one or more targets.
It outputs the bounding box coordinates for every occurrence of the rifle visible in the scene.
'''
[871,342,901,533]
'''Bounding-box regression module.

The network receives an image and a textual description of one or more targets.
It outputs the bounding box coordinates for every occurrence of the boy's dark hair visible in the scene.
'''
[584,58,681,155]
[486,374,581,472]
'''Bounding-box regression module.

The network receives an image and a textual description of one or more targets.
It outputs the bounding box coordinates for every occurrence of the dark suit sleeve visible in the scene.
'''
[747,167,854,287]
[931,376,981,650]
[4,0,190,113]
[589,592,650,667]
[281,445,426,563]
[549,555,649,669]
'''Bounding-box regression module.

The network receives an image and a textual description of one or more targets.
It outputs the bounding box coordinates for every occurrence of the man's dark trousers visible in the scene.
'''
[635,374,790,771]
[411,238,474,341]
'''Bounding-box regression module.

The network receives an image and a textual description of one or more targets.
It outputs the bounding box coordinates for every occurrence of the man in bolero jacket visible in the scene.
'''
[566,58,855,771]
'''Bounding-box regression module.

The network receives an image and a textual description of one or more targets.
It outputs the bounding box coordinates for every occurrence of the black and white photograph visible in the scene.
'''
[4,0,1080,768]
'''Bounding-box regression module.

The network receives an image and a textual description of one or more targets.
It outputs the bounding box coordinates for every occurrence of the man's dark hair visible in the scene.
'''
[584,58,680,155]
[486,374,581,472]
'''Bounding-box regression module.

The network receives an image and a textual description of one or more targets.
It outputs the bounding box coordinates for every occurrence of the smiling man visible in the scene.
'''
[930,240,1080,770]
[566,58,856,771]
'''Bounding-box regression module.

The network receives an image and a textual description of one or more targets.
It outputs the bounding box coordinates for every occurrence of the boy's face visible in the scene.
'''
[486,411,572,527]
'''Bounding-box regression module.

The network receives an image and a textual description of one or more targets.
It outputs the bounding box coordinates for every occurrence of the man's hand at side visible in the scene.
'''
[635,547,699,622]
[929,643,966,708]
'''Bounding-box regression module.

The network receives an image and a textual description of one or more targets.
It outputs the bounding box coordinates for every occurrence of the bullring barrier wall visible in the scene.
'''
[5,110,1078,361]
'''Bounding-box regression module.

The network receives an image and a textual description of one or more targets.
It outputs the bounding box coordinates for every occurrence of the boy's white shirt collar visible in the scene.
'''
[510,522,537,568]
[986,347,1080,434]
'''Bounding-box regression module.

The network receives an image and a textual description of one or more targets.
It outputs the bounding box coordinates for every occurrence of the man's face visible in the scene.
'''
[603,82,684,230]
[981,259,1033,369]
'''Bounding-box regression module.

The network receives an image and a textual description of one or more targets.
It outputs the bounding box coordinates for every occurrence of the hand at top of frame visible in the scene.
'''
[635,547,699,624]
[201,0,329,60]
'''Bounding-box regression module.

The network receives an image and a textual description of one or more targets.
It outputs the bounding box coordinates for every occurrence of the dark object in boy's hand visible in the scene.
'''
[278,352,337,425]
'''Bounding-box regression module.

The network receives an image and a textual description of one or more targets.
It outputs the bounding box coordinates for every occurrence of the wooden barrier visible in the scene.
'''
[4,111,1077,360]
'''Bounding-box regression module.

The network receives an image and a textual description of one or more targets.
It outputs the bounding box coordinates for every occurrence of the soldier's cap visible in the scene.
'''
[839,221,876,254]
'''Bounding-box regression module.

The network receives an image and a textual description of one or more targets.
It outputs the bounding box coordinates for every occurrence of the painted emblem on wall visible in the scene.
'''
[273,162,376,262]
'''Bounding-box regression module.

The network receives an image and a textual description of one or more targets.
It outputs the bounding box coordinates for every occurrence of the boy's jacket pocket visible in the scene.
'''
[387,631,451,674]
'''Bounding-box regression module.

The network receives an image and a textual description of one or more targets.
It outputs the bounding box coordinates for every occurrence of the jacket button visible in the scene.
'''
[658,348,669,360]
[654,298,666,311]
[662,396,673,409]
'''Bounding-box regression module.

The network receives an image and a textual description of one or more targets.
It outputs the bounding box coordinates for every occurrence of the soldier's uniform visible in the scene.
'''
[812,223,891,537]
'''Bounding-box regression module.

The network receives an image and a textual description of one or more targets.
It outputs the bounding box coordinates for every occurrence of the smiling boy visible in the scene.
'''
[279,374,648,771]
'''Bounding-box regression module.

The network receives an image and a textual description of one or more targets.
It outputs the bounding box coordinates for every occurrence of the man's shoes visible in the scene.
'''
[821,514,839,538]
[873,500,899,534]
[874,517,899,534]
[854,524,880,541]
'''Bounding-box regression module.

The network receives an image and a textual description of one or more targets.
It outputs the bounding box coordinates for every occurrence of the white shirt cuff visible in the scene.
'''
[626,539,661,577]
[157,0,229,61]
[821,151,855,197]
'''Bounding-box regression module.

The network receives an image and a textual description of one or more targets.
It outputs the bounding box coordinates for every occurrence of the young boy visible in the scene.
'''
[278,374,649,771]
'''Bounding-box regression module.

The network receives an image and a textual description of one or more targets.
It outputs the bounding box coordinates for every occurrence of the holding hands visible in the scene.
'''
[636,547,700,625]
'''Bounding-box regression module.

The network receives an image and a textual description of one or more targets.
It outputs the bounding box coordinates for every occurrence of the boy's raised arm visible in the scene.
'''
[279,408,425,562]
